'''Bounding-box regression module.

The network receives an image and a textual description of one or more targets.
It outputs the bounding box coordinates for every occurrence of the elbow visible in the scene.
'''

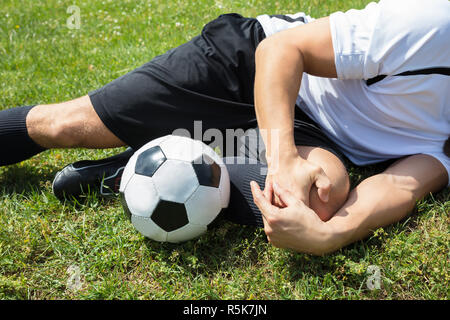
[255,36,301,62]
[255,37,273,61]
[256,36,276,52]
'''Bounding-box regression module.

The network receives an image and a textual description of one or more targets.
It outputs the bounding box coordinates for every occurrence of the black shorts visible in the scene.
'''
[89,13,346,164]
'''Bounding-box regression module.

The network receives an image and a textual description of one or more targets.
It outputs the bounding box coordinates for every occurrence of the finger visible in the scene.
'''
[263,180,273,204]
[267,180,286,208]
[250,181,273,230]
[273,194,286,208]
[314,171,332,203]
[250,181,276,216]
[273,182,298,207]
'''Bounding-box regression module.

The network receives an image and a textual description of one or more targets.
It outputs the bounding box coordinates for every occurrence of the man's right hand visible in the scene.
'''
[264,152,332,208]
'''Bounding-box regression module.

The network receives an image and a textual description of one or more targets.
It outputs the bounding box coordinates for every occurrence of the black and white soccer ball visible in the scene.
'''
[119,135,230,243]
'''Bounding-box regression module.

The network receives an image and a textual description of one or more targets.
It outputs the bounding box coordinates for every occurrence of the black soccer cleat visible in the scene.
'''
[52,148,135,202]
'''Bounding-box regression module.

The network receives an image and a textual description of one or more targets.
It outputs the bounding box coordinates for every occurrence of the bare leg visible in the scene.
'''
[26,95,126,149]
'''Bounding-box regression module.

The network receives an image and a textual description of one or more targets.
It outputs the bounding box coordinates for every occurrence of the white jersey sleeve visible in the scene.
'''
[256,12,315,37]
[329,0,450,80]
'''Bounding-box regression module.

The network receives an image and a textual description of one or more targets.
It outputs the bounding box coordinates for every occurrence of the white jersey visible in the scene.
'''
[256,0,450,186]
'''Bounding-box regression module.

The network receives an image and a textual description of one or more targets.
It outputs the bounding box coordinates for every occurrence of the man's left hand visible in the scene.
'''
[250,180,331,255]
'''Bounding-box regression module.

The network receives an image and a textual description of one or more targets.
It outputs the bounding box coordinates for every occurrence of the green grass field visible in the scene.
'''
[0,0,448,300]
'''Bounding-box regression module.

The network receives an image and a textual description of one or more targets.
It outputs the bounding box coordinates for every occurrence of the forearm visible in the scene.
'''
[254,17,336,165]
[321,174,417,253]
[254,36,303,163]
[321,155,448,254]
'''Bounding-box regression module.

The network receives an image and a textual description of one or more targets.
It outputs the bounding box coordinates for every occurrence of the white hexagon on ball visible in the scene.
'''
[159,135,204,163]
[185,185,222,225]
[166,224,206,243]
[131,215,167,242]
[123,174,160,218]
[152,159,199,203]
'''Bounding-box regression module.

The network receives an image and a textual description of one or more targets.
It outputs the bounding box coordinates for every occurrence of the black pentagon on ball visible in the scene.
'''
[191,154,221,188]
[135,146,166,177]
[151,200,189,232]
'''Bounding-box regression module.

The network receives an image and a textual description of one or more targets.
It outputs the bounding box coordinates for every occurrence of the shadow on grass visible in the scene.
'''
[141,216,266,272]
[0,160,121,211]
[0,162,59,195]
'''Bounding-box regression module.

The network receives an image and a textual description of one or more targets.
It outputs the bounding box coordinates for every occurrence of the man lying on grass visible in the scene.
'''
[0,0,448,255]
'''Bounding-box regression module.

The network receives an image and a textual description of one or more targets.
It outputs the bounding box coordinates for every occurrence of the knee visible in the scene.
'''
[295,146,351,222]
[309,170,350,221]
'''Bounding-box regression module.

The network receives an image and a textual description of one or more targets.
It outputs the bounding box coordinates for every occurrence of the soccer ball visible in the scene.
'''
[119,135,230,243]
